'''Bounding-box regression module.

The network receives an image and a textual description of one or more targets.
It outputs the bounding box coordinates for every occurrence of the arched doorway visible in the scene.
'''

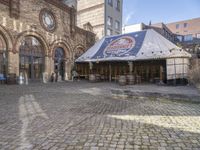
[0,34,7,75]
[19,36,44,80]
[54,47,65,80]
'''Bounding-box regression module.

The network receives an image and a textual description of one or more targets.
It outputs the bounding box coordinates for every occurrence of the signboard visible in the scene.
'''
[92,31,146,59]
[104,36,135,57]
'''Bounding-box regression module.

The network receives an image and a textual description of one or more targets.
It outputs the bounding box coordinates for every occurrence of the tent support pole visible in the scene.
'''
[109,63,111,82]
[89,62,93,74]
[160,65,163,83]
[128,61,133,75]
[173,58,176,86]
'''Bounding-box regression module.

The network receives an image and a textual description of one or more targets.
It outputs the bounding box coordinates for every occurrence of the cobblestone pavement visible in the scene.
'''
[0,82,200,150]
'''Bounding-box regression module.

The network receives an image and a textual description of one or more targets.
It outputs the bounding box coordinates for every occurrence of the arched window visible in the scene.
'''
[55,47,65,62]
[19,36,44,80]
[0,34,7,74]
[54,47,65,80]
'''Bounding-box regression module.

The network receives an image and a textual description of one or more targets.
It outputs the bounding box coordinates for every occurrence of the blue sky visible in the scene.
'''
[123,0,200,26]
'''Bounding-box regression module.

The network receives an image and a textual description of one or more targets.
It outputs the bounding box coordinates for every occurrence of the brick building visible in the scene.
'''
[166,18,200,57]
[148,23,175,43]
[0,0,95,83]
[123,18,200,58]
[123,23,176,44]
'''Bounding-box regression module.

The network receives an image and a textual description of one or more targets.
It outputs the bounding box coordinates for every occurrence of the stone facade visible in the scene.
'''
[77,0,104,39]
[0,0,95,82]
[77,0,123,40]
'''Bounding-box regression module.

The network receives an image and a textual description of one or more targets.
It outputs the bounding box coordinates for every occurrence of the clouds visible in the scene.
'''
[123,0,139,25]
[124,11,135,25]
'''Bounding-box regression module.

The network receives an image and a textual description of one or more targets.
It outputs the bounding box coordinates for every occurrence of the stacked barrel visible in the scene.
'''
[118,75,141,85]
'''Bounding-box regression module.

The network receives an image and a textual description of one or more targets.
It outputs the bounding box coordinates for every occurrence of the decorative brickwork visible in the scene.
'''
[0,0,95,81]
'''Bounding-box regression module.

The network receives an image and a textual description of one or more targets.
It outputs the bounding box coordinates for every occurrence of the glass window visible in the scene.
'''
[107,16,113,27]
[184,23,188,28]
[115,20,120,30]
[54,47,65,80]
[115,0,120,11]
[55,47,65,60]
[0,34,7,75]
[176,35,183,42]
[176,24,179,29]
[107,28,113,36]
[184,34,193,41]
[108,0,113,6]
[196,33,200,39]
[19,36,44,80]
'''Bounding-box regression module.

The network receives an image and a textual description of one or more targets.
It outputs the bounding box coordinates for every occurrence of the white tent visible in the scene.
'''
[76,29,191,62]
[76,29,191,82]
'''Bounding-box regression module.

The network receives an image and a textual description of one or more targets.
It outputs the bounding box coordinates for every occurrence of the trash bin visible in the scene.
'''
[7,73,17,85]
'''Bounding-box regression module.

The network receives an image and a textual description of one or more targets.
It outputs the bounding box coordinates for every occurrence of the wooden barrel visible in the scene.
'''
[89,74,96,82]
[127,75,135,85]
[118,75,126,86]
[96,74,101,82]
[100,75,105,81]
[136,76,141,84]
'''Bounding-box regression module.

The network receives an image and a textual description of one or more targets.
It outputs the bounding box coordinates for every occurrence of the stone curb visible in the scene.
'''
[111,89,200,103]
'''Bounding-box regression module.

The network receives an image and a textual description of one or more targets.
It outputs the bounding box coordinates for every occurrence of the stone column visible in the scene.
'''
[44,56,52,79]
[8,51,19,76]
[65,60,73,80]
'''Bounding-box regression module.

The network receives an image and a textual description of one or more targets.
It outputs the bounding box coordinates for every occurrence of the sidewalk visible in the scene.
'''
[111,84,200,103]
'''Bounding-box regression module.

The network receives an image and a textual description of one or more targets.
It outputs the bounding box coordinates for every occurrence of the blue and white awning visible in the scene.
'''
[76,29,191,62]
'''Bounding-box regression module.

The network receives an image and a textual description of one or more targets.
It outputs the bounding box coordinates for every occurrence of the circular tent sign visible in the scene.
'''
[103,36,136,57]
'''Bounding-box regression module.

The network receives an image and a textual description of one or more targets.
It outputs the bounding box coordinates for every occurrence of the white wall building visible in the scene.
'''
[122,23,146,34]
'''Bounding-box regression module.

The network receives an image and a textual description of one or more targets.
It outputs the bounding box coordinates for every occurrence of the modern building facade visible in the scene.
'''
[149,23,176,43]
[123,18,200,58]
[166,18,200,57]
[0,0,95,83]
[123,23,176,43]
[77,0,123,40]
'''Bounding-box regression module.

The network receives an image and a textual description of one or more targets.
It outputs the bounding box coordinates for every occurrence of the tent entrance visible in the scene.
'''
[76,60,167,84]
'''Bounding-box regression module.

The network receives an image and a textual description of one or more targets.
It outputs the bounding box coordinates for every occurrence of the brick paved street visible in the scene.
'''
[0,82,200,150]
